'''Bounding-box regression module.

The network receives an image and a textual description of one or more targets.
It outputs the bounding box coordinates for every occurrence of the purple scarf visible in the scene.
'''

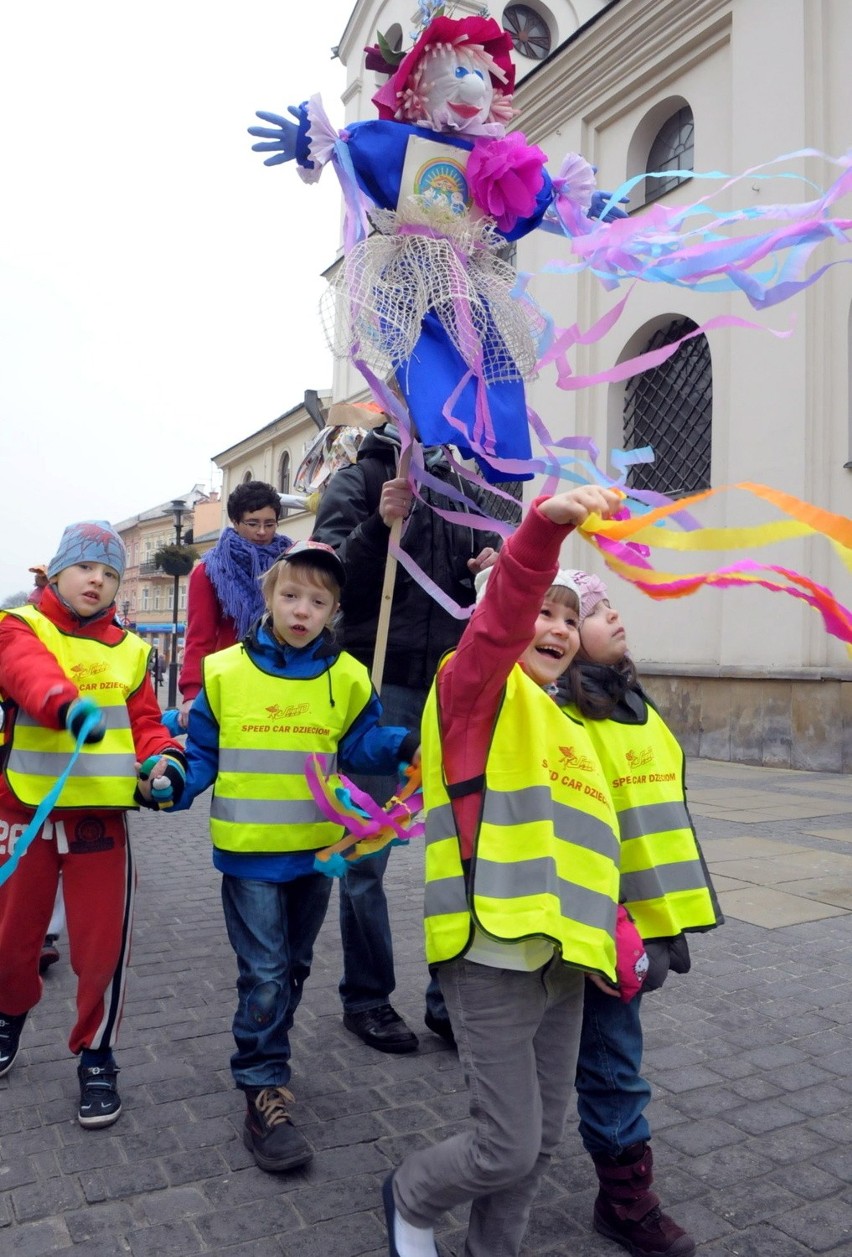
[203,527,291,641]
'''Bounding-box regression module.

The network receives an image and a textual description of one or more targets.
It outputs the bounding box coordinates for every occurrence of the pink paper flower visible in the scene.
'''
[467,132,547,234]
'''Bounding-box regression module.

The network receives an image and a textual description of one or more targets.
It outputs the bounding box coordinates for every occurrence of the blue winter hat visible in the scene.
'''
[47,521,126,582]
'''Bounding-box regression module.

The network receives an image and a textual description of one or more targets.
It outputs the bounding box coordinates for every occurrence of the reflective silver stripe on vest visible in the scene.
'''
[473,856,615,930]
[618,800,690,843]
[424,803,457,846]
[16,707,130,731]
[621,861,710,903]
[210,796,328,825]
[218,749,337,775]
[6,749,137,778]
[482,787,620,863]
[424,873,468,919]
[424,858,614,932]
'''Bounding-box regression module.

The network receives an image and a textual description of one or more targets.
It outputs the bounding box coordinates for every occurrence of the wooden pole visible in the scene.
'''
[370,442,412,694]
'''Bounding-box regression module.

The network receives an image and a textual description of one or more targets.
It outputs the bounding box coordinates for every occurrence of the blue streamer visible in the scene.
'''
[0,710,103,888]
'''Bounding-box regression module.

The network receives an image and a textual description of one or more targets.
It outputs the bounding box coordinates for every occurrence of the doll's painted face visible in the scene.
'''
[416,45,495,135]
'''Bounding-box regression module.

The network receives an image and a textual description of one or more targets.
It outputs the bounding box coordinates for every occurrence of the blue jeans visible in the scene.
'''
[339,683,427,1014]
[575,982,651,1157]
[221,872,333,1090]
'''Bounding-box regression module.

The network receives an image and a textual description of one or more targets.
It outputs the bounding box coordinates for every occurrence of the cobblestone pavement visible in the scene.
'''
[2,758,852,1256]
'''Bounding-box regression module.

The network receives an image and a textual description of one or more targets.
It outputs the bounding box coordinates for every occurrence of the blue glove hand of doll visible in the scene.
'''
[248,108,302,166]
[588,189,630,222]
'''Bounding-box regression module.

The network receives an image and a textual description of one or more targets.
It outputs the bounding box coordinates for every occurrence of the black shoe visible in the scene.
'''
[343,1005,419,1054]
[77,1057,122,1128]
[243,1086,313,1172]
[0,1011,26,1078]
[424,1011,456,1048]
[39,935,60,974]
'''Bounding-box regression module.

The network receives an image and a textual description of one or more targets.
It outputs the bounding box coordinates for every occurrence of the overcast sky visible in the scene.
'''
[0,1,356,600]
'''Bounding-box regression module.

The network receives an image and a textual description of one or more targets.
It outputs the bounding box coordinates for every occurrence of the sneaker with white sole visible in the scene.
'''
[77,1058,122,1128]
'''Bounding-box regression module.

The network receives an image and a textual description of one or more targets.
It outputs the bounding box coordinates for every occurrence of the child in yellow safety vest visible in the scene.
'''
[0,520,186,1129]
[383,485,625,1257]
[143,540,420,1175]
[558,571,721,1257]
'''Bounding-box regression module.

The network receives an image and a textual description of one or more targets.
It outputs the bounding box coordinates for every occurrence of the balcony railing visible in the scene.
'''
[139,561,173,578]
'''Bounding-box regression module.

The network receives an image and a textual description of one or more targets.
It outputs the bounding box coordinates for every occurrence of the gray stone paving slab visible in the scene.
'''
[2,758,852,1254]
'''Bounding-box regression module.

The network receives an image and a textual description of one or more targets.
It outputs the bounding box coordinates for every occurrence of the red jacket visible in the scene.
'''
[0,586,182,815]
[177,563,238,702]
[436,497,576,859]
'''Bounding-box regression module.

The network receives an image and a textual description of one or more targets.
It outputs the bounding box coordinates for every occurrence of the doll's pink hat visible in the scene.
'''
[371,14,516,122]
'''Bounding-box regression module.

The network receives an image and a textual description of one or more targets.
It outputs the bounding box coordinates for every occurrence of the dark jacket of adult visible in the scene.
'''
[313,425,502,691]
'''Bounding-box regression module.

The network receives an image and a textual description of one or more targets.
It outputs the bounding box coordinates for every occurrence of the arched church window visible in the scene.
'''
[623,318,712,496]
[645,106,694,203]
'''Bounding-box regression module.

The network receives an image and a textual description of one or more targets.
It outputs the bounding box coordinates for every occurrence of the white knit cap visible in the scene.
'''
[475,566,581,604]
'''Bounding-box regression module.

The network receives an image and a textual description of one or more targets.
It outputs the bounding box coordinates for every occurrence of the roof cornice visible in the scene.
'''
[515,0,731,143]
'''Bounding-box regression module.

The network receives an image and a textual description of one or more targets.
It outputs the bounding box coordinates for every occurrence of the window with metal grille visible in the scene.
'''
[645,106,694,204]
[623,318,712,496]
[503,4,552,60]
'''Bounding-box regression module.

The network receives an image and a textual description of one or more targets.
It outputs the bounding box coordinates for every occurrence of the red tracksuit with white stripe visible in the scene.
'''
[0,587,182,1054]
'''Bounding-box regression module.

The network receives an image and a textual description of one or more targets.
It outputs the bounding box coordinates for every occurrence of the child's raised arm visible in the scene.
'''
[537,485,622,527]
[443,485,622,716]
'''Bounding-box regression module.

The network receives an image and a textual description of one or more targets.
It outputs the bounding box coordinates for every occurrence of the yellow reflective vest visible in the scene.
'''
[421,660,621,982]
[203,644,373,854]
[564,700,720,939]
[1,603,149,810]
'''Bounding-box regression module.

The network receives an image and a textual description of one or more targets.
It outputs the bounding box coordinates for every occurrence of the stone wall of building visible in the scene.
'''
[644,671,852,773]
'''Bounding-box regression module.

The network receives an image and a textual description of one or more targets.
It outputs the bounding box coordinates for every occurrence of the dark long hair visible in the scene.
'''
[561,655,640,721]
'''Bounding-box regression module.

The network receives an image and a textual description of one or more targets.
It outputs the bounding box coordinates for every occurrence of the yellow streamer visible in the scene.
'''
[578,482,852,573]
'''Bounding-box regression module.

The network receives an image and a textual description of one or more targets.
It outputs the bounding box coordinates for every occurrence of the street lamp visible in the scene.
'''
[167,499,187,706]
[121,598,131,628]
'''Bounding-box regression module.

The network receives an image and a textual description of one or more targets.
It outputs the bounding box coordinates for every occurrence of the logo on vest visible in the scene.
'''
[541,752,608,807]
[559,745,595,772]
[70,662,110,680]
[68,816,114,854]
[626,746,654,769]
[612,745,676,790]
[70,661,123,691]
[265,702,309,720]
[241,701,331,737]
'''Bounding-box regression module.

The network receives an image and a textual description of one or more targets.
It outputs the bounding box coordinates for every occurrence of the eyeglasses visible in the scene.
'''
[240,518,278,532]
